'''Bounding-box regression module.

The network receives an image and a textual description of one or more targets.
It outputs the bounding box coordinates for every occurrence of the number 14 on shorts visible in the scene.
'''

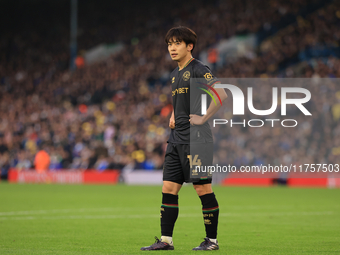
[188,154,212,177]
[187,155,202,168]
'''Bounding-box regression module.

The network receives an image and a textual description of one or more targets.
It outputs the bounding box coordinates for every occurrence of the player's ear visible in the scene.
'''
[187,43,193,52]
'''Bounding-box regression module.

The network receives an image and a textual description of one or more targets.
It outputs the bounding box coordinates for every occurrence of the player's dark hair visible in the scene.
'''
[165,26,197,53]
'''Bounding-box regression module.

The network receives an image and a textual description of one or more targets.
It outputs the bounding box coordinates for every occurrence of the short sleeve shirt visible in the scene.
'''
[168,58,219,144]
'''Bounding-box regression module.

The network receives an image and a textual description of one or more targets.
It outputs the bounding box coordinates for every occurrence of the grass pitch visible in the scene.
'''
[0,183,339,254]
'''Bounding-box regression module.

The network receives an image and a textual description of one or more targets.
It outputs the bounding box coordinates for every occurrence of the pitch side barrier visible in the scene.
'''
[7,169,340,188]
[193,164,340,188]
[8,169,120,184]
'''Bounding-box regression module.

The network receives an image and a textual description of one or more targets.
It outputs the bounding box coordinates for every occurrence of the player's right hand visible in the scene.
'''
[169,118,175,129]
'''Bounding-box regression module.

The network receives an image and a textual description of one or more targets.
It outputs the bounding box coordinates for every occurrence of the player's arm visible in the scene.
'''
[169,110,175,129]
[189,65,227,125]
[189,87,227,125]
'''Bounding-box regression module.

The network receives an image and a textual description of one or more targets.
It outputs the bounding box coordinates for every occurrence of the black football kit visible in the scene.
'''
[141,58,220,252]
[163,58,219,184]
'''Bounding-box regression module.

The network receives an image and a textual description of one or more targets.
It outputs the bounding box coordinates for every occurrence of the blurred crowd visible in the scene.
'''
[219,1,340,77]
[1,0,339,177]
[213,77,340,169]
[214,1,340,168]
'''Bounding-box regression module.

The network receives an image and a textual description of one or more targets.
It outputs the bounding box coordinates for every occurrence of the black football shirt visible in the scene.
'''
[168,58,219,144]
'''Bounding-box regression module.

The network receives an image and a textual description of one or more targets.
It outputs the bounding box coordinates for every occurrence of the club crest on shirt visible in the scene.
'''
[204,73,213,81]
[183,71,190,81]
[172,77,175,83]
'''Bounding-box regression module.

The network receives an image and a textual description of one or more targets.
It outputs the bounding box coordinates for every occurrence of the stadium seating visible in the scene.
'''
[0,0,339,176]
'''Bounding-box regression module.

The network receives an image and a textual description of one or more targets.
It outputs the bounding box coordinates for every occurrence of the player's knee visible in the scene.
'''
[193,184,212,196]
[193,185,205,196]
[162,181,181,195]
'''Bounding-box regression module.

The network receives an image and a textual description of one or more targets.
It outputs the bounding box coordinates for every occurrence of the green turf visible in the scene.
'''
[0,183,339,254]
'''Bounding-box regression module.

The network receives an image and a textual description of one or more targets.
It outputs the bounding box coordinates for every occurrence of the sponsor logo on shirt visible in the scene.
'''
[172,87,189,96]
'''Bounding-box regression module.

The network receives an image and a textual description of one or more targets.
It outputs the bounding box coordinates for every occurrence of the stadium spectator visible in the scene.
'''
[0,152,10,181]
[207,48,218,71]
[34,146,50,173]
[15,150,32,170]
[0,137,8,155]
[75,55,85,69]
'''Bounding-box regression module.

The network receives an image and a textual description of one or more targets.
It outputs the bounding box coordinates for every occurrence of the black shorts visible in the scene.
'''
[163,142,213,185]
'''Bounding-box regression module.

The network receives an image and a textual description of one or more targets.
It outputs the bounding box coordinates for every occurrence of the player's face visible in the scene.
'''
[168,38,192,62]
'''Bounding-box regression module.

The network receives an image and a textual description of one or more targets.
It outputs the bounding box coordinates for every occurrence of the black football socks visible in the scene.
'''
[161,193,179,237]
[199,192,219,239]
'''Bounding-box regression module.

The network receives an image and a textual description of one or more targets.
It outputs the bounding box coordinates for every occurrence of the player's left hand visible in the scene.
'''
[189,114,205,126]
